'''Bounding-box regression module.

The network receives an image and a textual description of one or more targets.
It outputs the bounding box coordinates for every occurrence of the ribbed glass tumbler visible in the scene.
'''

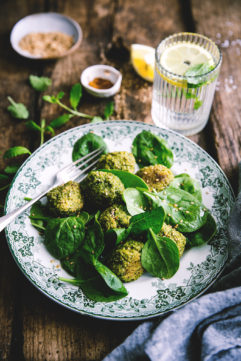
[151,33,222,136]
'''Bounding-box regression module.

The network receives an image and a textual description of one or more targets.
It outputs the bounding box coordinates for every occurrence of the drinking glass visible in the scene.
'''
[151,33,222,136]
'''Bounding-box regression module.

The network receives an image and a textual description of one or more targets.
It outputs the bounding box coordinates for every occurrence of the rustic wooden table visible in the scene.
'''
[0,0,240,360]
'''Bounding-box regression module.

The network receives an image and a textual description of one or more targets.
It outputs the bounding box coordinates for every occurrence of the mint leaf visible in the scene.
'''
[3,146,31,159]
[45,126,55,136]
[185,63,214,77]
[29,75,52,92]
[91,116,104,123]
[194,99,203,110]
[104,101,114,120]
[185,63,215,86]
[70,83,82,110]
[4,165,20,174]
[25,120,41,132]
[57,91,65,100]
[7,97,29,119]
[49,114,73,128]
[43,95,57,104]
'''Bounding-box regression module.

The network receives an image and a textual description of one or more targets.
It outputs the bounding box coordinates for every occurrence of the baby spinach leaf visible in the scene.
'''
[29,201,51,230]
[123,188,149,215]
[70,83,82,110]
[105,228,131,247]
[144,187,207,233]
[130,206,165,235]
[62,259,128,302]
[186,211,217,247]
[79,213,105,264]
[100,169,148,190]
[7,97,29,119]
[141,229,179,279]
[93,259,128,296]
[49,114,73,128]
[44,217,85,259]
[29,75,52,92]
[3,146,31,159]
[169,173,202,202]
[72,132,108,161]
[132,130,173,168]
[61,252,81,277]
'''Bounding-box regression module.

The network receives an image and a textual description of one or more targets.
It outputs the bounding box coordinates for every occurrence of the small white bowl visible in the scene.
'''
[10,12,82,60]
[80,65,122,98]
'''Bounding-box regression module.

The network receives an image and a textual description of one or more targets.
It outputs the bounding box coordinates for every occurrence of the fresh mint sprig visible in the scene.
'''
[183,63,215,110]
[7,97,29,119]
[29,75,52,92]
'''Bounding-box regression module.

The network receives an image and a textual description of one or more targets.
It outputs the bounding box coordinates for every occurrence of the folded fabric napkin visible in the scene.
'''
[103,163,241,361]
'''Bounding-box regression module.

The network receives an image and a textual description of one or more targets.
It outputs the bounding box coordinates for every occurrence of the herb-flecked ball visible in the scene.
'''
[97,151,136,173]
[81,170,125,209]
[47,181,84,216]
[107,240,144,282]
[136,164,174,192]
[99,204,131,232]
[160,223,186,257]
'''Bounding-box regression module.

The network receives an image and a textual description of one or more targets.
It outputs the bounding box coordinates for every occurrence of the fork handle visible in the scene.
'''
[0,188,51,233]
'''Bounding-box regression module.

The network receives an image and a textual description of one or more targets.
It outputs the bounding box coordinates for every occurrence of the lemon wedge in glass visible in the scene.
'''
[160,43,214,76]
[130,44,155,82]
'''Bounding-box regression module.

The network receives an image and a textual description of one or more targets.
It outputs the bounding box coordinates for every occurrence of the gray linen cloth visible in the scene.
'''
[103,164,241,361]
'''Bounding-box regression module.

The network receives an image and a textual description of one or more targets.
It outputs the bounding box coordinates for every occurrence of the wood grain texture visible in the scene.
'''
[192,0,241,192]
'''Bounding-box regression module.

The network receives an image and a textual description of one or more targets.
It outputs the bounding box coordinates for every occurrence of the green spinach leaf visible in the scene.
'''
[44,217,86,259]
[93,259,128,296]
[141,229,179,279]
[100,169,148,189]
[72,132,108,161]
[61,252,81,277]
[186,211,217,247]
[144,187,207,233]
[61,258,127,302]
[169,173,202,202]
[123,188,149,215]
[130,206,165,235]
[132,130,173,168]
[79,213,105,264]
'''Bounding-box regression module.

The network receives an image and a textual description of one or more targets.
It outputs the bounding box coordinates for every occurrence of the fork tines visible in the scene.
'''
[67,147,105,182]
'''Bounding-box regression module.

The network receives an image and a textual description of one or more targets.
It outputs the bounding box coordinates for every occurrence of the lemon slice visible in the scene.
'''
[160,42,214,76]
[131,44,155,82]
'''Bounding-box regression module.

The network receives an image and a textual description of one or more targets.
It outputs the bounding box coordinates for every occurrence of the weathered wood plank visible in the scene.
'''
[0,1,46,360]
[191,0,241,191]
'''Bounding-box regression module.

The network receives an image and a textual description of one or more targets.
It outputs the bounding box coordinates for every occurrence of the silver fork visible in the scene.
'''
[0,147,104,232]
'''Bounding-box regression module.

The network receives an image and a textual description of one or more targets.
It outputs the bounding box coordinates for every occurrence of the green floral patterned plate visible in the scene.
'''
[5,121,234,320]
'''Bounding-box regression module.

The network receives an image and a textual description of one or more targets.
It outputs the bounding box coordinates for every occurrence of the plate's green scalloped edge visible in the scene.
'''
[4,120,235,321]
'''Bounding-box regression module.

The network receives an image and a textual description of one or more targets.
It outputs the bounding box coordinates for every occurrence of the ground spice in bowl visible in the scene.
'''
[19,32,75,58]
[88,77,114,89]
